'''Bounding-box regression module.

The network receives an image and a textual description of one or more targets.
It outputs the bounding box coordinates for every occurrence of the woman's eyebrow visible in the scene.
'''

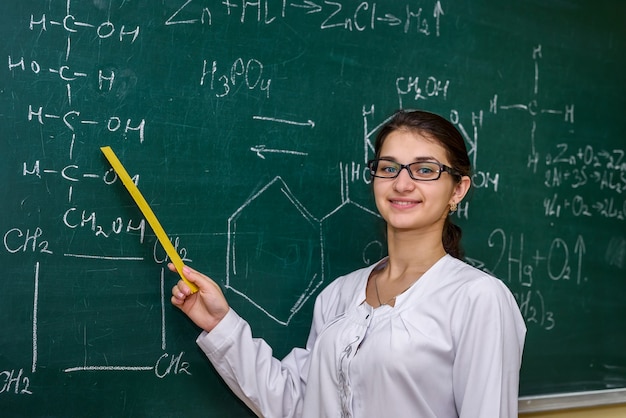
[379,155,441,163]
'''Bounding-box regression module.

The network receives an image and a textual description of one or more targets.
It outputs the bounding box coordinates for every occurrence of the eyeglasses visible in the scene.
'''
[367,158,461,181]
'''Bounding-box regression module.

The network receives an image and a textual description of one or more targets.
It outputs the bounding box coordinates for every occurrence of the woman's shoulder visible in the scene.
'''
[437,256,523,327]
[438,256,527,344]
[438,255,515,300]
[440,254,500,282]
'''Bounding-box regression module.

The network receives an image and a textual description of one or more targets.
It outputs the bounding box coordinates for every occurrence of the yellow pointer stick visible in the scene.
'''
[100,146,198,293]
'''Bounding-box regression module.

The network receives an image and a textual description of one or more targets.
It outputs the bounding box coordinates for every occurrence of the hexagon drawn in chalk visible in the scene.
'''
[226,177,324,325]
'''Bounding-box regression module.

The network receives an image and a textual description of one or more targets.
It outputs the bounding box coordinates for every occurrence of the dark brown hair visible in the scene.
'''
[373,110,472,259]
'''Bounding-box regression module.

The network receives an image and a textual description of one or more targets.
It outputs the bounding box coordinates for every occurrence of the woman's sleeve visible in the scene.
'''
[196,308,312,418]
[452,279,527,418]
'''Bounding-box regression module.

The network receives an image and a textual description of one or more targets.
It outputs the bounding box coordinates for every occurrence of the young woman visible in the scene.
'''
[170,110,526,417]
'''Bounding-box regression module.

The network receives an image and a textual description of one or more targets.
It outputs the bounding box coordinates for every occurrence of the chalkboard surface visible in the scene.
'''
[1,0,625,416]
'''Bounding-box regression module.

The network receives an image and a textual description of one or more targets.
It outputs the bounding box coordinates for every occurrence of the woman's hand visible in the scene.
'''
[169,263,230,332]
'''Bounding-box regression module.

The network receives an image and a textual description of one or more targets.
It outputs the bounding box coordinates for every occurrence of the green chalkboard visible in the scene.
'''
[1,0,625,416]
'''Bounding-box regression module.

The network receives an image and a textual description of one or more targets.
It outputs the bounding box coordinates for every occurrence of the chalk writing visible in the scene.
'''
[544,144,626,192]
[252,116,315,128]
[3,228,52,255]
[60,351,191,378]
[0,369,32,396]
[166,0,445,34]
[226,172,380,325]
[153,236,193,265]
[155,352,192,378]
[24,106,146,150]
[396,74,450,109]
[485,229,587,287]
[466,228,588,330]
[544,194,626,220]
[250,144,309,159]
[538,143,626,220]
[62,208,146,243]
[60,269,187,376]
[29,9,137,80]
[201,58,272,98]
[514,290,555,331]
[317,1,441,33]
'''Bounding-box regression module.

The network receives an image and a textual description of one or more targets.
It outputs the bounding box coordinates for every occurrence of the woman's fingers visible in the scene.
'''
[168,263,229,332]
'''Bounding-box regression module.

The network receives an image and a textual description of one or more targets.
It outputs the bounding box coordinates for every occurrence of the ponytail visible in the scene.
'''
[443,217,464,259]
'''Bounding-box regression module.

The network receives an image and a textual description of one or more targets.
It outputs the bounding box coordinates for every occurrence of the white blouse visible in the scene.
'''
[197,255,526,418]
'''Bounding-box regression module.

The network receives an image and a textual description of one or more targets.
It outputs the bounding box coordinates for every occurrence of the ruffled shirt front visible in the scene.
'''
[197,255,526,418]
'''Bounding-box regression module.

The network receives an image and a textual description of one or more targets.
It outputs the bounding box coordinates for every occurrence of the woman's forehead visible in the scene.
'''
[380,130,449,161]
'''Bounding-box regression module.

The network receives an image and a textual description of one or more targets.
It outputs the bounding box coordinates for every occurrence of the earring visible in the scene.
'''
[449,202,458,212]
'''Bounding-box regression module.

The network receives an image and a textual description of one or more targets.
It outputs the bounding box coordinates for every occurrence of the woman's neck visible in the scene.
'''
[385,225,446,278]
[367,237,445,308]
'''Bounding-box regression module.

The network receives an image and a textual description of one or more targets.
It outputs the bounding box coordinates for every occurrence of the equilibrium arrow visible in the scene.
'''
[250,145,308,159]
[253,115,315,128]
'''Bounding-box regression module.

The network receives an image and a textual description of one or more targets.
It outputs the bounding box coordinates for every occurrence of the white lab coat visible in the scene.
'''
[197,254,526,418]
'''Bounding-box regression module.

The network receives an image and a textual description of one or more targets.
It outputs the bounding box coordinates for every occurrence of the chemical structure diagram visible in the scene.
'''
[11,0,145,205]
[4,1,174,385]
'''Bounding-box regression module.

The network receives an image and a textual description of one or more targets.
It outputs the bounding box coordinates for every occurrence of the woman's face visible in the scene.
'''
[373,129,469,234]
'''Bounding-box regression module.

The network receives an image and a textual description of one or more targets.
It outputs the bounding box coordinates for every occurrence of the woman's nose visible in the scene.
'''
[393,167,416,191]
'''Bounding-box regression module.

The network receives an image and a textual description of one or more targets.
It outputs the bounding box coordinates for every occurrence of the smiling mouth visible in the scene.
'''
[390,200,420,206]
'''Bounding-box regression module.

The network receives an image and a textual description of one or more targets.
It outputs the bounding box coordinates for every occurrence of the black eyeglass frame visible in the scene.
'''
[367,158,462,181]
